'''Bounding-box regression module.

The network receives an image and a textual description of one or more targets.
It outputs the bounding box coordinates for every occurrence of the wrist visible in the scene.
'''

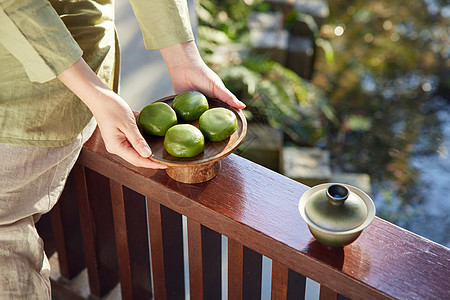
[160,40,201,72]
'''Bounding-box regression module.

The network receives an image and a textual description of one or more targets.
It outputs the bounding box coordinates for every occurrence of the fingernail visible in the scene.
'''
[142,145,152,157]
[237,100,246,108]
[231,95,246,108]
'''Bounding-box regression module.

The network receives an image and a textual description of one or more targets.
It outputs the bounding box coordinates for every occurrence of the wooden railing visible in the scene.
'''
[37,127,450,300]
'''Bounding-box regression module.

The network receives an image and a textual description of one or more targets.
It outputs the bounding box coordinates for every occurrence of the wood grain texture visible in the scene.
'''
[37,171,86,280]
[78,128,450,300]
[73,164,101,297]
[320,285,337,300]
[122,187,152,299]
[50,171,85,279]
[111,184,153,299]
[271,261,289,299]
[187,218,204,300]
[74,165,119,298]
[110,181,132,300]
[228,239,244,300]
[186,220,222,299]
[146,199,166,300]
[165,160,221,184]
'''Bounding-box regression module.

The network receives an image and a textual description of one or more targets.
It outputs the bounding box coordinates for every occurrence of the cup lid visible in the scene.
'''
[304,184,368,231]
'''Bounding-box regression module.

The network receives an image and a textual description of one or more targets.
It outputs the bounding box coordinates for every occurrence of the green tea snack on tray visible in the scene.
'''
[172,91,209,121]
[138,102,177,136]
[164,124,205,157]
[199,107,237,141]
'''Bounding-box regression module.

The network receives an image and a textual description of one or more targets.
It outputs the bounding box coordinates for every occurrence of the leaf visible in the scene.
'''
[219,65,260,95]
[198,26,231,44]
[316,38,335,65]
[346,115,372,131]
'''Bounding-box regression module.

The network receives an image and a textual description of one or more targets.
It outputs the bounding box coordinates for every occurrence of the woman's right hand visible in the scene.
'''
[57,58,167,169]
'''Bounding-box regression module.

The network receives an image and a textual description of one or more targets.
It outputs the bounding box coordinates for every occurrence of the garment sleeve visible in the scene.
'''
[0,0,82,83]
[129,0,195,49]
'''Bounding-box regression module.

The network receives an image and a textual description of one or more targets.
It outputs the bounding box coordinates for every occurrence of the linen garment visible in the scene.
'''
[0,117,96,300]
[0,0,194,298]
[0,0,194,146]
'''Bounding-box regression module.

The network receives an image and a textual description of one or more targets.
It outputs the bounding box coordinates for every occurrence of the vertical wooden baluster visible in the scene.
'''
[228,239,262,299]
[147,200,186,299]
[74,165,119,297]
[228,238,243,299]
[271,261,289,299]
[123,186,152,298]
[287,269,306,300]
[187,220,222,300]
[50,170,85,279]
[111,182,152,300]
[187,218,203,299]
[49,203,72,278]
[73,164,100,296]
[35,212,55,258]
[110,181,132,300]
[243,246,262,299]
[320,285,337,300]
[147,198,166,300]
[200,225,221,299]
[160,204,185,299]
[86,168,119,296]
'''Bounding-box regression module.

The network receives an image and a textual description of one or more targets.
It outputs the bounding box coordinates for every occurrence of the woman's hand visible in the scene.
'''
[160,41,246,110]
[88,92,166,169]
[58,58,166,169]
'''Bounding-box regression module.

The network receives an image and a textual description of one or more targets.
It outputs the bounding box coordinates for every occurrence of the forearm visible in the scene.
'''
[57,58,117,114]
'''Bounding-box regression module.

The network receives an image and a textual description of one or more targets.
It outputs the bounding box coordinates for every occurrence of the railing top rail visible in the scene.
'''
[79,128,450,300]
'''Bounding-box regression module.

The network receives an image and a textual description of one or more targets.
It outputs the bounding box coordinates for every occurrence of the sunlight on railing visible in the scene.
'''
[39,128,450,300]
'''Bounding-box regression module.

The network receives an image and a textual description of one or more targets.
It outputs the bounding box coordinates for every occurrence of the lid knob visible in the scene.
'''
[326,184,349,205]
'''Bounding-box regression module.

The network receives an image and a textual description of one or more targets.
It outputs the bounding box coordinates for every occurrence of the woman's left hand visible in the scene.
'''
[160,41,246,110]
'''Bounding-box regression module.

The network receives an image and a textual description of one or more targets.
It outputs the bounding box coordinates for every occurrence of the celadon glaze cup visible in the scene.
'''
[298,183,376,247]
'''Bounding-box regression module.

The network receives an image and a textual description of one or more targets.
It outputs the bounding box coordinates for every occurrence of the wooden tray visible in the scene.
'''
[140,95,247,183]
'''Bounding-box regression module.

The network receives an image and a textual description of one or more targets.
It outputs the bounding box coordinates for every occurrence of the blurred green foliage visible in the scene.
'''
[312,0,449,210]
[196,0,449,231]
[196,0,337,146]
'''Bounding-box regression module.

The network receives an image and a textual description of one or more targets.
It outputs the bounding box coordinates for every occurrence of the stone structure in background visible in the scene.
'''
[248,0,329,80]
[248,11,289,65]
[281,146,331,187]
[280,147,372,194]
[237,124,284,172]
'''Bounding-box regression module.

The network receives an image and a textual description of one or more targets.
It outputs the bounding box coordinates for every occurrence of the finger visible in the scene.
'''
[228,93,246,109]
[116,139,167,169]
[123,121,152,158]
[112,121,167,169]
[213,82,246,109]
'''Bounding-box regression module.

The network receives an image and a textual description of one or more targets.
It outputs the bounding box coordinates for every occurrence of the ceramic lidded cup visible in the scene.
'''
[298,183,376,247]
